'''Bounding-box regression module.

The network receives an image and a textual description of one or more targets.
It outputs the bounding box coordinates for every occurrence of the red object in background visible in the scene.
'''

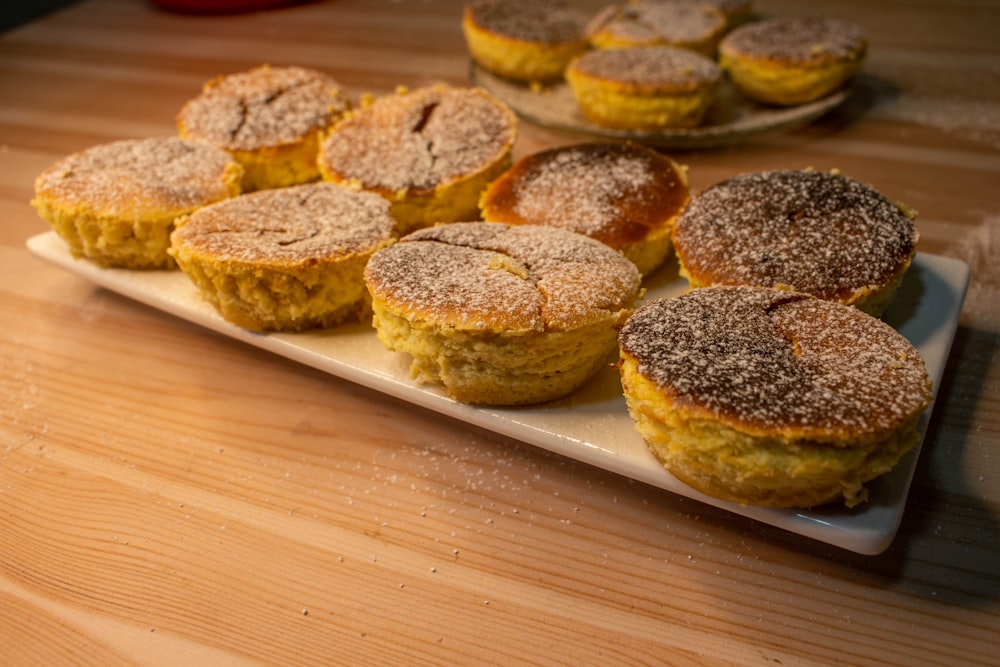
[149,0,312,14]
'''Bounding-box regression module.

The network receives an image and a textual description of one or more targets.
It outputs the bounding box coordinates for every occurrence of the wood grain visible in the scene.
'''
[1,0,998,664]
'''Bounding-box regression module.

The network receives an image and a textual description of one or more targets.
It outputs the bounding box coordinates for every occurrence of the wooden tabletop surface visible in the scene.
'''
[2,0,998,664]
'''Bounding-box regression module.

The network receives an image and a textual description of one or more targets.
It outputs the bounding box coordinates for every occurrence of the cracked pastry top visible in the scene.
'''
[617,285,933,508]
[363,222,641,405]
[169,182,395,332]
[31,136,243,269]
[176,64,350,191]
[672,169,918,316]
[317,84,518,235]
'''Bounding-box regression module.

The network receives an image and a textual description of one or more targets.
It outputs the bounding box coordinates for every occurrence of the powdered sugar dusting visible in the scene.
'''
[466,0,587,44]
[319,86,516,192]
[619,286,932,433]
[673,170,918,300]
[594,0,726,46]
[364,222,640,332]
[171,182,394,264]
[33,136,239,216]
[177,65,349,151]
[482,142,687,246]
[720,16,867,64]
[570,46,721,90]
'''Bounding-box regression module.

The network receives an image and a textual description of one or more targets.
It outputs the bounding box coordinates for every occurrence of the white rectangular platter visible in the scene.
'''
[28,231,969,555]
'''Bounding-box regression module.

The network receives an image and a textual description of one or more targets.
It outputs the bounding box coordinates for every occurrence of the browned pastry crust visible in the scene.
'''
[479,142,690,275]
[364,222,641,405]
[672,169,918,315]
[618,286,933,508]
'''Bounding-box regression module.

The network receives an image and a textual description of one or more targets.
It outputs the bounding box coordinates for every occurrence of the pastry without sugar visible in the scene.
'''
[364,222,642,406]
[169,182,395,332]
[462,0,589,83]
[565,46,722,129]
[31,136,242,269]
[177,64,350,191]
[618,286,933,508]
[672,169,918,316]
[718,16,867,106]
[318,85,518,235]
[479,142,690,276]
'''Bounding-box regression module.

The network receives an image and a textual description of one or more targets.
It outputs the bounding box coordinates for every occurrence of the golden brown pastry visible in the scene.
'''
[565,45,722,129]
[31,136,242,269]
[587,0,728,57]
[317,85,517,235]
[462,0,589,83]
[364,222,642,405]
[718,16,867,105]
[479,142,690,275]
[618,286,933,508]
[672,169,918,316]
[177,64,350,191]
[170,182,395,332]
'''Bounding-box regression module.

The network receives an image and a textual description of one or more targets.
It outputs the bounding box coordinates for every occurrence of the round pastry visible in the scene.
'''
[565,46,722,129]
[317,85,518,235]
[31,137,242,270]
[177,64,350,191]
[618,286,933,508]
[462,0,589,84]
[718,16,867,106]
[479,142,690,276]
[587,0,728,57]
[363,222,642,405]
[671,169,918,316]
[169,182,395,332]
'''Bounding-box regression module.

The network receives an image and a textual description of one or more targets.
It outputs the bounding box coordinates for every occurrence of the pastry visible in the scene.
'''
[177,64,350,191]
[462,0,589,84]
[718,16,867,105]
[364,221,642,405]
[31,136,242,269]
[618,286,933,508]
[587,0,728,57]
[479,142,690,276]
[169,182,395,332]
[565,45,722,129]
[671,169,918,316]
[317,84,517,235]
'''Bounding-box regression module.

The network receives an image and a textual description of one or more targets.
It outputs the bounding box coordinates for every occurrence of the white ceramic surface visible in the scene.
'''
[28,231,969,554]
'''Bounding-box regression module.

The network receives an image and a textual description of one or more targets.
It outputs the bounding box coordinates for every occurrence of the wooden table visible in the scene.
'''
[2,1,998,664]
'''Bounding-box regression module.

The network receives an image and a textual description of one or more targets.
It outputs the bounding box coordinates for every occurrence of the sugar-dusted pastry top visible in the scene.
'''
[672,169,918,302]
[464,0,588,45]
[171,182,395,265]
[567,45,722,92]
[618,286,933,438]
[364,222,641,332]
[33,136,241,217]
[480,142,689,249]
[177,65,349,151]
[319,85,517,194]
[719,16,867,65]
[587,0,727,49]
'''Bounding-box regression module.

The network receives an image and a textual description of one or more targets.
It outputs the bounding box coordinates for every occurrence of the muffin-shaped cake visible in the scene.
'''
[672,169,918,316]
[177,64,350,191]
[169,182,395,332]
[364,222,642,405]
[718,16,867,105]
[587,0,728,57]
[566,46,722,129]
[618,286,933,508]
[479,142,690,276]
[31,137,243,269]
[318,85,518,235]
[462,0,589,84]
